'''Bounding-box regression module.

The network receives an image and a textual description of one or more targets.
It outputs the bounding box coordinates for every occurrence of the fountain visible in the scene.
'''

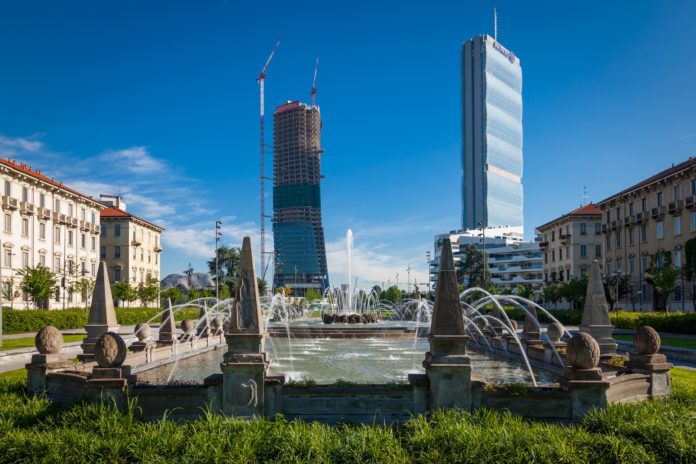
[26,238,673,424]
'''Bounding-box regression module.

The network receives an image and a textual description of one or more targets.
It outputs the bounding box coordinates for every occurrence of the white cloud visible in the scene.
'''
[162,216,260,260]
[101,146,165,174]
[0,135,45,153]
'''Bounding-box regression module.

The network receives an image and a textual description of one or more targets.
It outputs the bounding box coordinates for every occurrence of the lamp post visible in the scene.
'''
[215,220,222,300]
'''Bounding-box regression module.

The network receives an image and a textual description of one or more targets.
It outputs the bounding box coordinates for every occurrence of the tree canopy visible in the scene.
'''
[18,265,57,309]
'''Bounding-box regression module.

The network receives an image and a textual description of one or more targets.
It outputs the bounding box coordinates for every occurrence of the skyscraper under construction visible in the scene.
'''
[272,100,329,296]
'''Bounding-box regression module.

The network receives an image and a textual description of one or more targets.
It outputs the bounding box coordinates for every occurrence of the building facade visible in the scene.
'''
[272,100,329,297]
[99,195,164,305]
[461,34,524,234]
[430,227,542,291]
[536,203,603,284]
[597,158,696,311]
[0,158,103,309]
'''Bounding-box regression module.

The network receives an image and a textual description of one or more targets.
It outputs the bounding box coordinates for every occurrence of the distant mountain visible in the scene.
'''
[160,273,213,291]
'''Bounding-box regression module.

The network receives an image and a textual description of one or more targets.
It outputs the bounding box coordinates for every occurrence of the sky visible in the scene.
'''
[0,0,695,291]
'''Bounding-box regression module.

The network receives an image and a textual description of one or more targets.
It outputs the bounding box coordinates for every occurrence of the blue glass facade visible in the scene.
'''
[462,35,523,232]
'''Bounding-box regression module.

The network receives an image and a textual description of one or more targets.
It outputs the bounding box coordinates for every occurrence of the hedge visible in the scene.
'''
[2,307,201,335]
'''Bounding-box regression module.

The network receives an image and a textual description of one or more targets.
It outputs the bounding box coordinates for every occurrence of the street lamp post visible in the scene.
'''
[215,220,222,300]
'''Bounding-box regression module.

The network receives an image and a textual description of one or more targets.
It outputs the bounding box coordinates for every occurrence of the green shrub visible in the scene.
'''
[2,307,201,334]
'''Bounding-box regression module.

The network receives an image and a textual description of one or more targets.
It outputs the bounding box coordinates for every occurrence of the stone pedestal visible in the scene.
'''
[85,366,130,409]
[129,341,154,353]
[221,333,268,417]
[423,334,472,410]
[80,262,120,361]
[626,353,672,398]
[561,367,610,421]
[25,354,73,395]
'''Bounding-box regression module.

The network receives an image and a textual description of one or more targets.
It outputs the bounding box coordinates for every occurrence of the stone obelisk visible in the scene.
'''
[79,262,119,361]
[220,236,268,417]
[423,238,472,409]
[579,260,617,358]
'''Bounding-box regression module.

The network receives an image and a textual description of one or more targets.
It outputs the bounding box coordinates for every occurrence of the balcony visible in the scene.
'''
[37,207,51,220]
[611,221,618,230]
[636,212,644,222]
[669,200,683,214]
[560,233,571,245]
[601,224,608,233]
[154,245,163,253]
[686,196,695,208]
[52,212,67,224]
[623,216,631,226]
[19,202,34,215]
[131,239,142,247]
[68,216,79,228]
[80,220,91,232]
[539,241,549,248]
[1,196,18,211]
[91,224,100,235]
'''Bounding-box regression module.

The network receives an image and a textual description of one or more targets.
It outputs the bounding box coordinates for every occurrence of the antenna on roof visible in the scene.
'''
[494,7,498,42]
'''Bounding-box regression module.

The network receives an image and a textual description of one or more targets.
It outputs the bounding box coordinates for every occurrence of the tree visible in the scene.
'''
[74,278,96,311]
[515,284,534,301]
[603,274,631,312]
[257,278,268,296]
[138,277,160,308]
[684,237,696,312]
[561,277,589,310]
[218,284,231,301]
[112,282,137,308]
[542,284,561,309]
[305,288,322,302]
[188,287,201,302]
[207,246,241,295]
[646,253,679,312]
[371,285,382,298]
[2,282,16,310]
[161,287,183,305]
[18,265,57,309]
[455,245,490,289]
[383,285,401,304]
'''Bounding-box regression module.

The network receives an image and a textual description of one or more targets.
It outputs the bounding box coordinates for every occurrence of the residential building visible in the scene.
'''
[597,157,696,311]
[0,158,102,309]
[536,203,603,283]
[461,34,524,234]
[430,226,542,291]
[99,195,164,305]
[272,100,329,296]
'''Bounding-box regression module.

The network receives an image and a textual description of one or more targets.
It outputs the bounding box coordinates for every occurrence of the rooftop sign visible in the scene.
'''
[492,40,516,64]
[275,101,301,114]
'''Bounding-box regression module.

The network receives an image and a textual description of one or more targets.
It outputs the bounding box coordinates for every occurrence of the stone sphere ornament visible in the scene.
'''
[507,320,518,333]
[134,323,150,341]
[566,332,601,369]
[35,326,64,354]
[181,319,195,333]
[212,316,224,330]
[547,322,564,342]
[634,326,661,355]
[95,332,127,368]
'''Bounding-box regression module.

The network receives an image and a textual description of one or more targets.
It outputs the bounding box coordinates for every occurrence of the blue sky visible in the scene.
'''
[0,1,694,290]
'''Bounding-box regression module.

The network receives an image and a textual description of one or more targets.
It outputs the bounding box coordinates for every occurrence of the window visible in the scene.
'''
[606,235,611,250]
[616,207,621,220]
[641,198,647,212]
[114,224,121,236]
[114,267,122,282]
[91,263,96,277]
[54,257,60,272]
[3,180,10,196]
[606,262,611,276]
[657,221,664,239]
[21,187,28,203]
[641,225,647,242]
[39,222,46,239]
[580,245,587,257]
[616,231,621,248]
[606,211,610,223]
[657,192,664,207]
[80,208,86,221]
[81,233,86,248]
[692,212,696,232]
[559,248,563,260]
[692,179,696,196]
[551,231,555,241]
[544,252,548,264]
[674,185,681,201]
[91,211,96,223]
[115,246,121,259]
[22,251,28,268]
[39,193,45,208]
[21,218,28,236]
[39,254,45,266]
[100,246,106,259]
[155,253,158,264]
[133,229,137,241]
[629,203,634,216]
[657,254,666,269]
[580,223,587,235]
[642,256,648,272]
[91,236,96,251]
[140,249,144,261]
[3,213,10,232]
[674,216,682,235]
[68,230,73,246]
[595,223,601,235]
[629,257,635,274]
[4,249,11,267]
[68,204,73,217]
[595,245,602,258]
[552,250,555,262]
[675,249,683,268]
[101,225,106,237]
[55,198,60,212]
[148,251,151,263]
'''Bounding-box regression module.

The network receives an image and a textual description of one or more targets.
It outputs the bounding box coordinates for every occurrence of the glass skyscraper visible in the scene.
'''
[272,100,329,296]
[461,34,523,234]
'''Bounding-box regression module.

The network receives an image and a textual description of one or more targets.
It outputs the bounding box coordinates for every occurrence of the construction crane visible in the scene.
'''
[310,57,319,107]
[256,40,280,275]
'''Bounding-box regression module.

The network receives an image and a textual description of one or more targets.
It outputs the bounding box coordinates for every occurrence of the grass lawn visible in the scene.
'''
[0,368,25,381]
[0,367,694,462]
[614,333,696,350]
[0,334,84,352]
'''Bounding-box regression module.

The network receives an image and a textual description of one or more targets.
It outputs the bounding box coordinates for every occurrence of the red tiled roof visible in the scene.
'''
[536,203,602,231]
[598,157,696,205]
[0,157,102,206]
[100,206,164,232]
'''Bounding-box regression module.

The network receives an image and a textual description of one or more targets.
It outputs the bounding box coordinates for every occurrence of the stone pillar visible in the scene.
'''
[84,333,131,410]
[522,303,542,346]
[423,238,472,410]
[158,298,178,345]
[579,260,617,358]
[625,326,672,398]
[221,237,269,417]
[561,332,610,421]
[26,326,72,395]
[79,262,119,361]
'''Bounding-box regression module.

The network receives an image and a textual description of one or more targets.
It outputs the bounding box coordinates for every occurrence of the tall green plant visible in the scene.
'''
[646,252,678,312]
[18,265,57,309]
[73,278,95,311]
